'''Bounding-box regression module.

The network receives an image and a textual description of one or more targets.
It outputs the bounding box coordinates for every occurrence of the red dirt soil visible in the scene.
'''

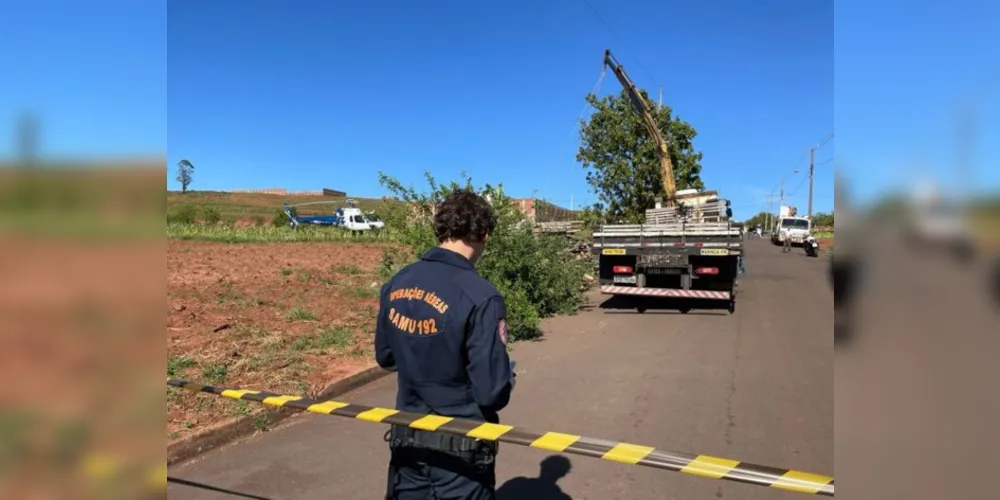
[167,241,395,438]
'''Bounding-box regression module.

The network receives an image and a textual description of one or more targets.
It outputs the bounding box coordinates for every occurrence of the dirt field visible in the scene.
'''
[167,241,395,439]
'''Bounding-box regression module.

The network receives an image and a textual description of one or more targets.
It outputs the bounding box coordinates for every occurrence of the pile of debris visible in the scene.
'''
[567,241,597,290]
[567,241,591,257]
[536,220,584,235]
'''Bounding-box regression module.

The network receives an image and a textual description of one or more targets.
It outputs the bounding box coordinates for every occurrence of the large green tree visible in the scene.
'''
[577,89,705,223]
[811,211,834,229]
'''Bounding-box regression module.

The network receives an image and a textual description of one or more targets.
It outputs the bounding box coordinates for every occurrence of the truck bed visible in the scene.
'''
[592,222,742,252]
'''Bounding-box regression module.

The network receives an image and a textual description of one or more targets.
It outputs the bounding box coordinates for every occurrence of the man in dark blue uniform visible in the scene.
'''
[375,189,515,500]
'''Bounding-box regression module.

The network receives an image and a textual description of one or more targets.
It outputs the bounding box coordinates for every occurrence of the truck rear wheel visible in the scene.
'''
[679,306,691,314]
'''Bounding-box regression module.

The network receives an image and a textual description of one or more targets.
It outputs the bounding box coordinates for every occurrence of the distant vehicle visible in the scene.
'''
[903,198,974,262]
[284,199,383,233]
[771,217,812,247]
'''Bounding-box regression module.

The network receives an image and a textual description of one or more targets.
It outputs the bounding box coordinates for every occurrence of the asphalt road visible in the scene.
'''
[168,238,833,500]
[834,230,1000,499]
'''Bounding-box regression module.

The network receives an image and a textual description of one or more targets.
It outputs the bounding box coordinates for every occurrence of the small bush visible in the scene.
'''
[167,205,198,224]
[202,206,222,224]
[377,171,588,342]
[271,206,296,227]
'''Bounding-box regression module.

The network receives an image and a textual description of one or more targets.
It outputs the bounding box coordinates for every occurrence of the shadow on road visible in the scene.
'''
[496,455,573,500]
[597,294,730,315]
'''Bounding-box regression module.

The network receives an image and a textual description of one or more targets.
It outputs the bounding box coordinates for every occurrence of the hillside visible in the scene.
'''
[167,191,392,223]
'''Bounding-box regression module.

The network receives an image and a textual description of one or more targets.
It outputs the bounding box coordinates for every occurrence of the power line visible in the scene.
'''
[816,131,834,149]
[788,174,809,197]
[761,132,833,209]
[578,0,660,88]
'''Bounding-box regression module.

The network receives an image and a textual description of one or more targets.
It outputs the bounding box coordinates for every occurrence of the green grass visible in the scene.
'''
[201,363,228,384]
[167,222,398,243]
[335,265,365,275]
[167,356,197,377]
[291,327,353,352]
[285,307,316,321]
[349,285,380,299]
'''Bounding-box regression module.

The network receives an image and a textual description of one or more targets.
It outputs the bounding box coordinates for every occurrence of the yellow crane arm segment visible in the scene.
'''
[602,49,677,205]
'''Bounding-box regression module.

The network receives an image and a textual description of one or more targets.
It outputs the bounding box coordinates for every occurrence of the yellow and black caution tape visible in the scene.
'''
[168,378,834,496]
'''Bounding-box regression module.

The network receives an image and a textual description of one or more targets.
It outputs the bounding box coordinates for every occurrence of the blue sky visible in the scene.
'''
[834,1,999,205]
[3,1,997,217]
[165,0,834,217]
[0,1,167,158]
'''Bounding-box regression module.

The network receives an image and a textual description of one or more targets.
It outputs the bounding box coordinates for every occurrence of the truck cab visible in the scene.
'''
[772,217,812,246]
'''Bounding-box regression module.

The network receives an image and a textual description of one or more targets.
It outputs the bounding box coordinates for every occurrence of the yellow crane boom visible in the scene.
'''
[602,49,677,206]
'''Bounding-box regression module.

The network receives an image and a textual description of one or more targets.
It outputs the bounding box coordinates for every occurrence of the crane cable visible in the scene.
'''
[565,68,608,211]
[579,68,607,121]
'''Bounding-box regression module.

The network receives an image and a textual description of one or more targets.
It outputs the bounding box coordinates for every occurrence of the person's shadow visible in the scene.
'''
[496,455,573,500]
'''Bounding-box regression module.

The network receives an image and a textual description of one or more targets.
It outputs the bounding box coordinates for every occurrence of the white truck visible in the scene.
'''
[771,205,812,247]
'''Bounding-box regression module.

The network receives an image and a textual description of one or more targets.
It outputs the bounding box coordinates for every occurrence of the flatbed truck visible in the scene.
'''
[592,215,742,313]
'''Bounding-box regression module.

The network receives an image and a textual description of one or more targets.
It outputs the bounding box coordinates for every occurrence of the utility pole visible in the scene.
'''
[765,194,773,231]
[808,147,815,218]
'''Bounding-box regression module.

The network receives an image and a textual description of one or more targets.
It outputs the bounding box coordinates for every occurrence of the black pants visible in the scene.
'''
[831,259,854,307]
[385,426,497,500]
[387,447,496,500]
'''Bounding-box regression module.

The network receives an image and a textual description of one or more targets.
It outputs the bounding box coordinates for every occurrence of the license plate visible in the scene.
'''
[602,248,626,255]
[700,249,729,256]
[613,275,636,284]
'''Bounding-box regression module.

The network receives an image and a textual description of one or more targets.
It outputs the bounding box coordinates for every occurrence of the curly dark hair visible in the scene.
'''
[433,189,497,243]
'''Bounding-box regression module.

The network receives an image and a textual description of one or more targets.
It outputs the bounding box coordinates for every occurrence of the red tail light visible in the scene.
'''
[695,267,719,275]
[613,266,633,274]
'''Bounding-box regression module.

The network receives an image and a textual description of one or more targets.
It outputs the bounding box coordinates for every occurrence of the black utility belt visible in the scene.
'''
[385,424,497,465]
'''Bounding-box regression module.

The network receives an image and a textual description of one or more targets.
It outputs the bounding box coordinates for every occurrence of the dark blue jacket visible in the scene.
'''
[375,247,513,423]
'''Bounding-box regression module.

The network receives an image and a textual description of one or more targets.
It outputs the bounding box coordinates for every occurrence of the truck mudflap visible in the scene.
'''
[600,285,731,300]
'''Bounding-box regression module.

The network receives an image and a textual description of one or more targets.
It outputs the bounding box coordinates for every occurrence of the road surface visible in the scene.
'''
[167,238,833,499]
